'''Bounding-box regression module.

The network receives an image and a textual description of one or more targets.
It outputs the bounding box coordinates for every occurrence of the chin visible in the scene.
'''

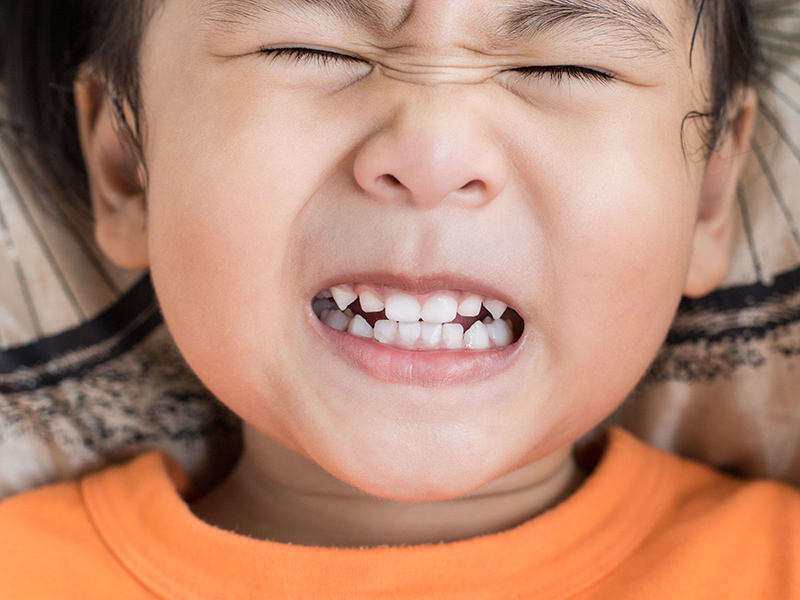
[329,439,510,503]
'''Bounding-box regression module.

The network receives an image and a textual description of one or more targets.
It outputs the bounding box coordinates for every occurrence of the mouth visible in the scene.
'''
[312,283,524,352]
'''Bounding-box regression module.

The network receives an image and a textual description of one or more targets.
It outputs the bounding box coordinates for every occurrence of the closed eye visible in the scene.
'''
[259,46,366,67]
[513,65,615,85]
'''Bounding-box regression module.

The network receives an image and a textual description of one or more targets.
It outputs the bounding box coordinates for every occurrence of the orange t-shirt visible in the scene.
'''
[2,427,800,599]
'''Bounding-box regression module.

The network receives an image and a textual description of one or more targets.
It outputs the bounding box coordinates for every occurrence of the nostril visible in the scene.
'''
[378,174,403,188]
[460,180,484,193]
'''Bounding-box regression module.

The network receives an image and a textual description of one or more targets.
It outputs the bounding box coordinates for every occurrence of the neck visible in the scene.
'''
[191,425,585,548]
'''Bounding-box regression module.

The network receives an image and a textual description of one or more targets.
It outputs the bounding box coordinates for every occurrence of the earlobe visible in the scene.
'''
[74,76,149,270]
[684,89,758,298]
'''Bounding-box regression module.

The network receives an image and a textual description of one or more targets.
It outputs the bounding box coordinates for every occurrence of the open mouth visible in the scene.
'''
[312,284,523,351]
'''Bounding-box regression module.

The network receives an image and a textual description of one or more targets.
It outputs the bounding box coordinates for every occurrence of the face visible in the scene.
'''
[84,0,745,501]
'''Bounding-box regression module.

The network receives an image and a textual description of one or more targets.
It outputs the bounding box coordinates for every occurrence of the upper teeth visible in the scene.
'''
[457,294,482,318]
[483,299,508,320]
[355,286,384,313]
[421,293,458,323]
[331,286,358,311]
[332,285,508,324]
[385,293,421,322]
[314,284,517,350]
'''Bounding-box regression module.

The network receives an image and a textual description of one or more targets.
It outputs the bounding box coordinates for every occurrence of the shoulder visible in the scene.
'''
[591,429,800,597]
[0,455,167,599]
[0,476,94,559]
[604,427,800,521]
[618,428,800,542]
[634,437,800,596]
[670,448,800,529]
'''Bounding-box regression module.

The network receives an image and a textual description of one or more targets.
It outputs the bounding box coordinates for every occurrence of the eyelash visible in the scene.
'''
[259,47,614,85]
[259,47,363,67]
[513,65,615,85]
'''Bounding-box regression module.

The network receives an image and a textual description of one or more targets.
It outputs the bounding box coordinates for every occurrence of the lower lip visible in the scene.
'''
[313,317,522,387]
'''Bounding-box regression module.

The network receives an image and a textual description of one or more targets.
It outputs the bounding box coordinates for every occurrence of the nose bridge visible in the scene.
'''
[352,84,507,210]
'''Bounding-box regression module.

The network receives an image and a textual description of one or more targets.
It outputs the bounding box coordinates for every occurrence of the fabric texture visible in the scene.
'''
[2,427,800,600]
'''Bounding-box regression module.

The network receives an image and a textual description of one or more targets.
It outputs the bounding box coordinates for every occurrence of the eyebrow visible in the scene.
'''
[201,0,410,37]
[201,0,674,55]
[504,0,673,54]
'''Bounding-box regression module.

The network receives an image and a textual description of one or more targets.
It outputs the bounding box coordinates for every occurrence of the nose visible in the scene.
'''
[352,89,507,210]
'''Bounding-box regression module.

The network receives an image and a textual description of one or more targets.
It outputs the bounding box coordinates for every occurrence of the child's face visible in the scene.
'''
[82,0,750,500]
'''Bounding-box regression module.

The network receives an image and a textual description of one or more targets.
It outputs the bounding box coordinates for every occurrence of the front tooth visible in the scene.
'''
[457,294,482,318]
[357,288,385,313]
[331,285,358,311]
[486,318,513,347]
[347,314,373,338]
[384,293,421,322]
[442,323,464,349]
[464,321,491,349]
[398,322,421,346]
[483,299,508,320]
[374,320,398,344]
[323,309,350,331]
[420,322,443,347]
[421,293,458,323]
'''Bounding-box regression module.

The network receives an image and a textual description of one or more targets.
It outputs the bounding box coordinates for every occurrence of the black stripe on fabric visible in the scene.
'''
[0,307,162,394]
[0,274,161,379]
[676,265,800,312]
[666,265,800,345]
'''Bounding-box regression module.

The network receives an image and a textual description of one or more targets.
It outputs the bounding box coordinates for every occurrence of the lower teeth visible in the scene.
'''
[313,299,516,350]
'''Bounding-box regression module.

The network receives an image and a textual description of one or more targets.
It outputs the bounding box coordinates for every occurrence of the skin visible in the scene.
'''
[75,0,756,547]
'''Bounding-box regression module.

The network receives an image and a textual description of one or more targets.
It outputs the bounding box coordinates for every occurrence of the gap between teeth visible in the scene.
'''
[314,286,516,350]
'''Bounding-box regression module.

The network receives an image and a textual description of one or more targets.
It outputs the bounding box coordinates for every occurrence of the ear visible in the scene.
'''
[683,89,758,298]
[74,77,149,269]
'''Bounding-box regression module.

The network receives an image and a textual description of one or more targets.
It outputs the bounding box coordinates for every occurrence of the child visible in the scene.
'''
[2,0,798,597]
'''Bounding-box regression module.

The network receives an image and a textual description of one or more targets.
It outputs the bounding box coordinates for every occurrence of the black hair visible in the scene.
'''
[0,0,150,232]
[0,0,760,231]
[690,0,761,149]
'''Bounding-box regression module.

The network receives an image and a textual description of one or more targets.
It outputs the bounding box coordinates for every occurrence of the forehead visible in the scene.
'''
[196,0,689,55]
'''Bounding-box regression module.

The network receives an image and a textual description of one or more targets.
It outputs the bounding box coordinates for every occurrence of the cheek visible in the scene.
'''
[142,64,333,305]
[511,107,700,401]
[140,69,391,445]
[142,99,310,401]
[565,151,695,379]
